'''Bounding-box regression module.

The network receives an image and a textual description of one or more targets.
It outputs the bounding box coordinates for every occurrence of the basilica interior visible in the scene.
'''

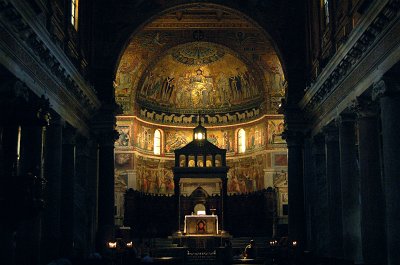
[0,1,400,265]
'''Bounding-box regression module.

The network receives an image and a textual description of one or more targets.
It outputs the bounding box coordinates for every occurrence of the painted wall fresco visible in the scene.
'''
[114,118,287,195]
[115,153,134,171]
[165,130,191,153]
[115,125,132,147]
[132,122,265,154]
[136,158,175,194]
[134,124,154,152]
[267,119,285,145]
[137,42,261,113]
[227,155,265,194]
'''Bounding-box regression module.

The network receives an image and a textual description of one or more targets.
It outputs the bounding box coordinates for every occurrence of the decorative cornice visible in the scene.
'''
[0,0,101,134]
[300,0,399,113]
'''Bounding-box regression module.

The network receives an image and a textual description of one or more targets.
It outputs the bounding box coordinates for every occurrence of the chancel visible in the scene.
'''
[172,119,229,245]
[1,1,400,265]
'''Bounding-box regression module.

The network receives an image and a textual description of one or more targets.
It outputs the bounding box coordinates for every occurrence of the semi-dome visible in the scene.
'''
[136,42,263,115]
[114,4,287,125]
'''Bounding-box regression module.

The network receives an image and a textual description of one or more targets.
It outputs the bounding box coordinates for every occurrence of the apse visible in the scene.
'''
[113,3,288,230]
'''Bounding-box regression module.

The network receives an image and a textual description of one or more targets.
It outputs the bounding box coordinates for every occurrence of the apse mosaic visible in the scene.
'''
[115,29,286,116]
[137,42,261,113]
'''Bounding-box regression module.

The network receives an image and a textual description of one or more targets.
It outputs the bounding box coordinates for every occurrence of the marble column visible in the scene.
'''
[302,137,314,249]
[221,177,228,231]
[324,123,343,258]
[311,134,329,256]
[16,122,47,265]
[60,125,76,258]
[93,124,118,253]
[354,98,387,264]
[338,113,362,263]
[174,177,181,231]
[41,116,63,263]
[373,79,400,265]
[283,130,306,248]
[0,125,19,265]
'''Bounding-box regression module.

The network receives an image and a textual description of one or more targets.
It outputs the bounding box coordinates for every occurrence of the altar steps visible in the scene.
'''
[186,249,217,265]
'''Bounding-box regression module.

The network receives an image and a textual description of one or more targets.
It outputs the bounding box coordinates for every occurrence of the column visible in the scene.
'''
[60,125,76,258]
[338,113,362,263]
[373,79,400,265]
[41,116,63,263]
[302,137,314,249]
[283,130,306,248]
[354,98,387,264]
[173,177,181,232]
[221,177,228,231]
[0,125,19,265]
[324,124,343,258]
[93,123,118,253]
[311,134,329,256]
[16,113,49,265]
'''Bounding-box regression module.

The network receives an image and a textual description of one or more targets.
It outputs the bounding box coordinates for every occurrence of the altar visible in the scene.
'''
[184,214,218,235]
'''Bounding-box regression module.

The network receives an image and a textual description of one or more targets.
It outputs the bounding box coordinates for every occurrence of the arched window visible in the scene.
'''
[238,129,246,153]
[154,129,161,155]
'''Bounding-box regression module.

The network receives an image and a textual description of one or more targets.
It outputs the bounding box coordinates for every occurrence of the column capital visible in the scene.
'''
[91,101,121,147]
[349,97,379,119]
[62,125,77,145]
[323,123,339,142]
[282,130,304,147]
[93,129,119,147]
[312,133,325,155]
[336,111,357,124]
[372,78,400,101]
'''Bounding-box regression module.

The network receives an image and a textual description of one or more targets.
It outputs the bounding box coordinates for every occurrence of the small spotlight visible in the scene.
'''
[292,241,298,247]
[107,241,117,249]
[126,241,133,248]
